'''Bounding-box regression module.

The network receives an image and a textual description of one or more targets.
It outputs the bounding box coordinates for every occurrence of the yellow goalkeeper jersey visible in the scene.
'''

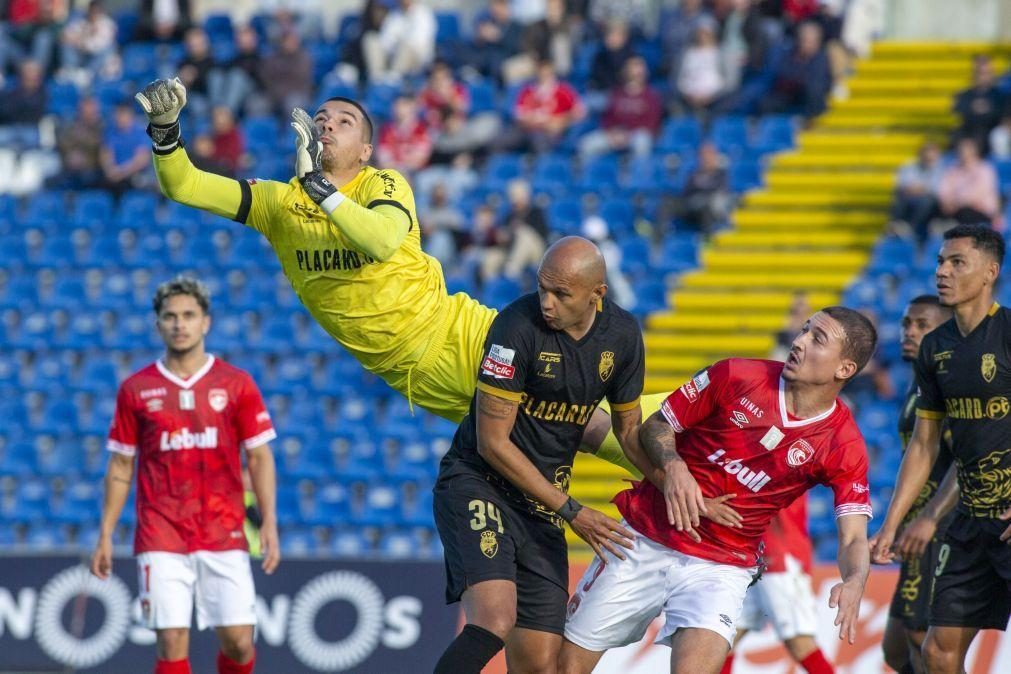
[153,148,464,375]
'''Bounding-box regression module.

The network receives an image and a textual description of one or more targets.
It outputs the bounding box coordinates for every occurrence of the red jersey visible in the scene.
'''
[107,356,276,555]
[514,80,583,120]
[615,359,871,567]
[762,495,813,573]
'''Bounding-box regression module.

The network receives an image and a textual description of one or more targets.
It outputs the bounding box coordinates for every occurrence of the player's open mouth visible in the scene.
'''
[786,352,800,367]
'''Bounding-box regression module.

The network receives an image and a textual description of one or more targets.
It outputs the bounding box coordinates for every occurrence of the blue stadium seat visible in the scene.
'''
[467,78,496,114]
[619,236,651,277]
[112,10,138,44]
[598,198,635,237]
[484,153,525,186]
[751,115,796,152]
[280,528,317,555]
[709,116,749,156]
[657,117,702,154]
[380,531,417,559]
[331,530,370,557]
[546,197,582,236]
[729,160,763,192]
[122,43,158,81]
[47,82,79,117]
[655,234,699,275]
[994,159,1011,192]
[484,276,522,310]
[578,155,620,193]
[866,237,916,278]
[0,442,34,477]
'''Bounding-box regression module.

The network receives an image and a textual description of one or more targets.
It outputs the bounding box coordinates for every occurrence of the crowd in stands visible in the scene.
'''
[889,53,1010,242]
[0,0,873,296]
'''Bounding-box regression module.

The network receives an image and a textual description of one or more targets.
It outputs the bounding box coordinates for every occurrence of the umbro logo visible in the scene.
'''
[719,614,733,628]
[730,410,749,428]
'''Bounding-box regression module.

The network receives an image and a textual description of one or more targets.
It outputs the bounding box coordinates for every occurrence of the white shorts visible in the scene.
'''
[136,550,257,630]
[738,555,818,640]
[564,523,757,650]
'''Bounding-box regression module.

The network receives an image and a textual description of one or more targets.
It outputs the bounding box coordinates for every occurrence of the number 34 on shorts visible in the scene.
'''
[469,499,505,558]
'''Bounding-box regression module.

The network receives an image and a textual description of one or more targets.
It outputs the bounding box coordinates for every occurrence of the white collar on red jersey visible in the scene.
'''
[778,376,836,428]
[156,355,216,390]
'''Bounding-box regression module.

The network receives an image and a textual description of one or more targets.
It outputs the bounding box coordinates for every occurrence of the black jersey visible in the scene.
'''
[439,293,645,525]
[898,382,955,523]
[914,303,1011,518]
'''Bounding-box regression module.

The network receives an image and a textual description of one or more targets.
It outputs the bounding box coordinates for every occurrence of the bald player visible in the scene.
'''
[432,237,647,674]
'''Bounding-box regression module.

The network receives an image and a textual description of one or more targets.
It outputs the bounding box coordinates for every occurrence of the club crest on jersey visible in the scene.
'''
[598,351,614,382]
[480,531,498,559]
[208,388,228,412]
[786,439,815,467]
[982,353,997,383]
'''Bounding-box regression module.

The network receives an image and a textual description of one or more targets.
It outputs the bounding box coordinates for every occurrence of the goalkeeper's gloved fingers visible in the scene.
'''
[136,77,187,153]
[291,107,323,178]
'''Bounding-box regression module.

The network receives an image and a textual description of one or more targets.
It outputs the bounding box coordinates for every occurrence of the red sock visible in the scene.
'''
[155,659,191,674]
[217,650,255,674]
[800,649,834,674]
[719,653,734,674]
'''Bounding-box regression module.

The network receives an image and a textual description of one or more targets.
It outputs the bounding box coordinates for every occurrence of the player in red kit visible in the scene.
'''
[89,277,279,674]
[560,307,876,674]
[721,496,835,674]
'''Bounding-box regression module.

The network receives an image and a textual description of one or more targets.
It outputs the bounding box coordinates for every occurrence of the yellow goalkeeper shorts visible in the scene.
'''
[380,291,498,423]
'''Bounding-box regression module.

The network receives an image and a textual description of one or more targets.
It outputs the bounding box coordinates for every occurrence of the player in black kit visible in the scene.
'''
[880,295,958,674]
[872,224,1011,674]
[432,237,646,674]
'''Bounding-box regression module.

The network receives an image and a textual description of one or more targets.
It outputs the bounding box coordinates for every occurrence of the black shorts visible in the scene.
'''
[929,513,1011,630]
[433,472,569,635]
[888,520,951,632]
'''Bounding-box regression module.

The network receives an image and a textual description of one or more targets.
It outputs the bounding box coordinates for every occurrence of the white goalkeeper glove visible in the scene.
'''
[291,107,344,213]
[135,77,187,153]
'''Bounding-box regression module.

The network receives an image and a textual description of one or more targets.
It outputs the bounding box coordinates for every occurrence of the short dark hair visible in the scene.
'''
[324,96,374,143]
[153,276,211,315]
[943,223,1005,266]
[821,306,878,375]
[908,294,942,307]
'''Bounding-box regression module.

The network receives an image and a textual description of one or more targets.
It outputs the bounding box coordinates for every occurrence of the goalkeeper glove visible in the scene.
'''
[135,77,187,153]
[291,107,345,214]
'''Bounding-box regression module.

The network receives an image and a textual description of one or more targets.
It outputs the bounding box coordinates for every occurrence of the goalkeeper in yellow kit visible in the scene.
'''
[137,77,496,423]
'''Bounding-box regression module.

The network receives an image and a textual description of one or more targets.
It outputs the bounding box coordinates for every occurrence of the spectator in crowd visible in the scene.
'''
[677,141,732,233]
[937,136,1001,226]
[0,59,47,125]
[363,0,436,84]
[100,101,152,196]
[589,0,653,37]
[500,178,549,279]
[52,95,103,189]
[954,55,1006,155]
[463,203,511,284]
[209,106,245,176]
[189,134,233,177]
[661,0,714,80]
[176,27,214,118]
[208,24,261,117]
[581,214,635,309]
[759,20,832,118]
[520,0,575,78]
[0,0,66,77]
[58,0,117,85]
[578,55,662,159]
[588,21,635,99]
[676,19,726,115]
[499,58,586,153]
[470,0,526,84]
[415,152,479,205]
[991,112,1011,160]
[376,94,434,176]
[889,140,945,241]
[418,61,501,161]
[717,0,771,92]
[422,182,465,270]
[137,0,192,43]
[258,29,313,117]
[341,0,389,86]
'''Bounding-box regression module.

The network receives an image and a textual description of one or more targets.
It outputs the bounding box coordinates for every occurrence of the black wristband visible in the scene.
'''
[557,497,583,524]
[147,121,181,154]
[299,172,338,205]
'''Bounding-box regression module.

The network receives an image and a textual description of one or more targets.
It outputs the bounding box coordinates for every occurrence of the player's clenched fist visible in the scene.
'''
[135,77,187,151]
[90,536,113,580]
[568,506,635,563]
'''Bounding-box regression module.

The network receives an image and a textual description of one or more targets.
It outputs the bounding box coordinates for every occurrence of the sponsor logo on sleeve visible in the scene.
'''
[256,410,272,424]
[680,380,698,402]
[852,482,869,494]
[481,344,517,379]
[693,369,711,392]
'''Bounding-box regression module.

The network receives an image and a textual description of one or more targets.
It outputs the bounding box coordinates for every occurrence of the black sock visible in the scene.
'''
[433,624,504,674]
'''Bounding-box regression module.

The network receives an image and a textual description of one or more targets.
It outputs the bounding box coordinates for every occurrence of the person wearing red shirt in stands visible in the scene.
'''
[722,495,835,673]
[561,307,877,674]
[376,93,434,175]
[90,276,279,674]
[499,58,585,153]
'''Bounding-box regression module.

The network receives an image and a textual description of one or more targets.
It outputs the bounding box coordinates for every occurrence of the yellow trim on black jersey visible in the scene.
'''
[609,397,641,412]
[476,381,525,402]
[915,408,946,420]
[988,302,1001,316]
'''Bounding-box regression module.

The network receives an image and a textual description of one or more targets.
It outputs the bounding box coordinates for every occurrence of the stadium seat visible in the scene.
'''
[578,155,621,193]
[331,530,370,557]
[546,197,583,236]
[484,276,522,309]
[657,117,703,154]
[751,115,796,152]
[709,116,749,156]
[598,198,635,237]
